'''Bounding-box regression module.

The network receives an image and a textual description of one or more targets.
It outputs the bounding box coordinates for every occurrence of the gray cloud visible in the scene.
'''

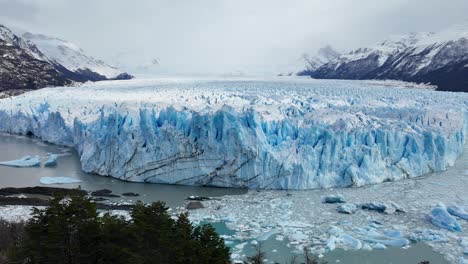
[1,0,467,75]
[0,0,39,25]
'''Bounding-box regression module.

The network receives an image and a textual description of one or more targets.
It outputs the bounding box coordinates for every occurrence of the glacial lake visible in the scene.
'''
[0,133,246,208]
[0,132,455,263]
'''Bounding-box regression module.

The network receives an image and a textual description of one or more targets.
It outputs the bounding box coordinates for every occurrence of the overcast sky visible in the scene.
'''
[1,0,468,75]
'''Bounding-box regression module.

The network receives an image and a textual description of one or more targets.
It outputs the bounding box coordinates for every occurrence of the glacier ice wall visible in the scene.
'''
[0,78,466,189]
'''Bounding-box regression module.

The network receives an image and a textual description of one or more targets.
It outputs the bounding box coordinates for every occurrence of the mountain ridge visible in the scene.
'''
[0,25,132,93]
[310,24,468,92]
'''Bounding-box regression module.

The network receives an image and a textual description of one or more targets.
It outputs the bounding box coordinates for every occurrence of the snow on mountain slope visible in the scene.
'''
[0,78,466,190]
[300,45,341,73]
[22,32,132,80]
[277,45,341,77]
[0,25,70,92]
[314,24,468,92]
[0,26,46,61]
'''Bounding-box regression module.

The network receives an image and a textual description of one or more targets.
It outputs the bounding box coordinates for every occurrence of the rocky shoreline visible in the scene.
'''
[0,186,136,211]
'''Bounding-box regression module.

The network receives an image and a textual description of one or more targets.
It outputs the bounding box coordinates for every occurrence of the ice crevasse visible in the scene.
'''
[0,78,466,190]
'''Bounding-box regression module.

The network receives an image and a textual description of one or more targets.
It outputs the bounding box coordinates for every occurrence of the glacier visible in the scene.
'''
[0,77,466,190]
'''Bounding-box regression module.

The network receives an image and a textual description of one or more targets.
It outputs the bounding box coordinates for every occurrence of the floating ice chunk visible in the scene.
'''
[234,242,247,250]
[361,202,387,213]
[337,203,358,214]
[383,230,404,239]
[322,194,346,204]
[328,226,344,236]
[390,202,406,214]
[448,205,468,221]
[372,243,386,250]
[338,234,362,250]
[364,238,410,247]
[461,238,468,255]
[354,226,384,238]
[291,231,308,241]
[257,229,278,241]
[0,155,40,167]
[40,176,82,185]
[326,236,337,251]
[360,202,405,214]
[362,243,372,251]
[428,204,463,232]
[44,154,59,167]
[355,226,409,247]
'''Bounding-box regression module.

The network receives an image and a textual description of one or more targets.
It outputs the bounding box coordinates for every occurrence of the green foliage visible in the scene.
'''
[9,193,230,264]
[0,220,26,263]
[23,194,101,264]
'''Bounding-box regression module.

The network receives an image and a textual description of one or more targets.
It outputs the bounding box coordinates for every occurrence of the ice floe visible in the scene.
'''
[449,205,468,221]
[322,194,346,204]
[39,176,82,185]
[0,155,40,167]
[44,154,59,167]
[337,203,358,214]
[429,204,463,232]
[409,229,449,243]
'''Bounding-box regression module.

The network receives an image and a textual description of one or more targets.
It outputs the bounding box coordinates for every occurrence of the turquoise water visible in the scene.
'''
[207,221,449,264]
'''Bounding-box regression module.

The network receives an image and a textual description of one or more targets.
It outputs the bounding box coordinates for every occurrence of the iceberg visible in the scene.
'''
[461,238,468,255]
[0,78,466,190]
[0,156,40,167]
[363,238,410,247]
[361,202,388,213]
[337,203,358,214]
[428,204,463,232]
[322,194,346,204]
[408,229,448,243]
[44,154,59,167]
[447,205,468,221]
[337,234,362,250]
[40,176,82,185]
[326,236,337,251]
[372,243,386,250]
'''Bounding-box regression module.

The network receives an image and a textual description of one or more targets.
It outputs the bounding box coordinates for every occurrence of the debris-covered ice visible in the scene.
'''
[0,155,40,167]
[39,176,82,185]
[0,78,466,189]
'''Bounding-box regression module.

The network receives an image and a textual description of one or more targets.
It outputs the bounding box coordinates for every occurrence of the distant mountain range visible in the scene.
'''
[302,24,468,92]
[296,45,341,76]
[0,25,132,95]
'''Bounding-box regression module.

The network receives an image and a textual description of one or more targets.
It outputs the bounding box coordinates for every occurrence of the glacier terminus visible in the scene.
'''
[0,77,466,190]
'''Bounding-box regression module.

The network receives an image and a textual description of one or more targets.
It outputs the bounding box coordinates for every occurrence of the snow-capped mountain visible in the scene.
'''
[22,32,132,82]
[0,25,70,94]
[0,24,133,94]
[297,45,341,75]
[277,45,340,76]
[313,24,468,92]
